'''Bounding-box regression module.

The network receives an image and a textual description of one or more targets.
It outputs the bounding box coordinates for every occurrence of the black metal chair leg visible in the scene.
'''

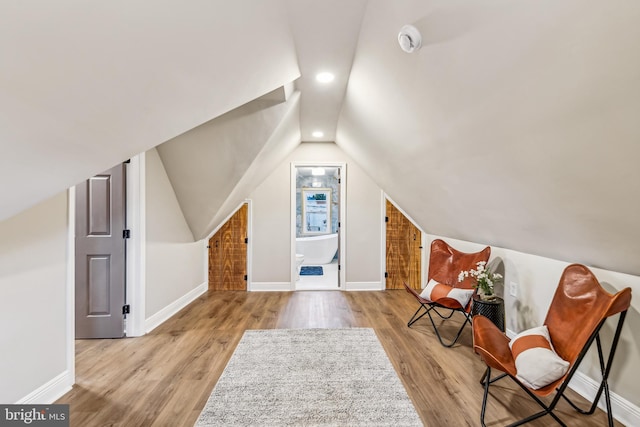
[427,311,471,347]
[407,303,431,327]
[479,367,507,386]
[481,366,491,427]
[560,311,627,427]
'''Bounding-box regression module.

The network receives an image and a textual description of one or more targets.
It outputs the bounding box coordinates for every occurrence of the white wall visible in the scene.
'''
[145,148,205,328]
[0,192,70,403]
[250,159,291,284]
[343,158,383,285]
[426,234,640,425]
[249,142,382,288]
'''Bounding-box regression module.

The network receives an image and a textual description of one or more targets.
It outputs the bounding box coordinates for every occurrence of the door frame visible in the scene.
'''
[290,162,346,290]
[66,154,147,382]
[382,194,427,290]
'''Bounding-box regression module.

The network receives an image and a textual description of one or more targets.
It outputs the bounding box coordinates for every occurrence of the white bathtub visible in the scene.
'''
[296,233,338,265]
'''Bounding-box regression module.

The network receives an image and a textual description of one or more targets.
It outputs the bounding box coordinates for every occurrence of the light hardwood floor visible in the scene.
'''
[57,290,622,426]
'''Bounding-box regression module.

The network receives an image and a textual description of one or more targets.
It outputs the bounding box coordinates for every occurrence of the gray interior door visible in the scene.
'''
[75,163,126,339]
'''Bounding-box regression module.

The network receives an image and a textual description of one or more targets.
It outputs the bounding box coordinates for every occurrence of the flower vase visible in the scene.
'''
[479,290,496,301]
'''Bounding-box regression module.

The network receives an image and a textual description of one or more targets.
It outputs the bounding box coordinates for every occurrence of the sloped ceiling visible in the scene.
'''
[2,0,639,277]
[0,0,299,221]
[337,0,640,275]
[157,0,367,239]
[157,88,301,240]
[286,0,367,142]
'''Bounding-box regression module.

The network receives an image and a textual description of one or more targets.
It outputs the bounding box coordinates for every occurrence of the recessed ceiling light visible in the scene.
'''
[312,131,324,138]
[311,168,325,176]
[315,72,335,83]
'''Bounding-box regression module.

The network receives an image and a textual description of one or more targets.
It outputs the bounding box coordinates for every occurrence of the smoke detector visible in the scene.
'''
[398,25,422,53]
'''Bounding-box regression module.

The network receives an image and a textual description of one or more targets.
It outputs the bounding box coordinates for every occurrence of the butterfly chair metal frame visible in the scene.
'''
[404,239,491,347]
[473,263,632,427]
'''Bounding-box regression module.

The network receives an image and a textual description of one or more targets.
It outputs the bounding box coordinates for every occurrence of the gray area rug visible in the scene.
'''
[195,328,423,426]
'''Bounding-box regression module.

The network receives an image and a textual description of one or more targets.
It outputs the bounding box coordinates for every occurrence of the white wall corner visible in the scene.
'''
[16,371,73,404]
[127,153,146,337]
[65,188,76,388]
[380,190,387,291]
[144,282,207,333]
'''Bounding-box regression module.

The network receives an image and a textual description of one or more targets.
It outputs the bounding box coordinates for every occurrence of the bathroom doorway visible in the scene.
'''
[291,163,346,290]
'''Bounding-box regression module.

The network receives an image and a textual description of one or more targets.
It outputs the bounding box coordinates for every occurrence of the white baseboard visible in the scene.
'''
[345,282,383,291]
[504,328,637,426]
[250,282,383,291]
[17,371,73,404]
[569,371,640,427]
[250,282,292,291]
[145,282,207,333]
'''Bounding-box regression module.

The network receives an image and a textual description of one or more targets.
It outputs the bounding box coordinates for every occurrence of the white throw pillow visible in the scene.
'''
[419,279,474,308]
[508,325,570,390]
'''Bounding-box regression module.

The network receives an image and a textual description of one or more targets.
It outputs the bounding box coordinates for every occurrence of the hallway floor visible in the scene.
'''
[56,290,622,427]
[295,260,339,290]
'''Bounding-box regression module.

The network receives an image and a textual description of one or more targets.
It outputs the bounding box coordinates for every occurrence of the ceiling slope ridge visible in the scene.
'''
[285,0,368,142]
[200,91,302,240]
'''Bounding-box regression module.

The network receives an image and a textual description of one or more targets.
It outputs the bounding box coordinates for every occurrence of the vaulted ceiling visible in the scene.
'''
[2,1,639,275]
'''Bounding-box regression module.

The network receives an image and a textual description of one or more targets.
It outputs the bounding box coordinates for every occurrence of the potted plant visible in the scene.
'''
[458,261,503,300]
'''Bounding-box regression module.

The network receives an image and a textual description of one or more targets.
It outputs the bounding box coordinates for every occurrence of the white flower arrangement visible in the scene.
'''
[458,261,503,297]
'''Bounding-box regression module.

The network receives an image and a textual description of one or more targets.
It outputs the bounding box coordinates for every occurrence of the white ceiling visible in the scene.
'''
[285,0,367,142]
[2,0,640,275]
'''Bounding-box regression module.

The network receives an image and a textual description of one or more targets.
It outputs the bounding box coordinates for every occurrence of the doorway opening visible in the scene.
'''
[291,163,346,290]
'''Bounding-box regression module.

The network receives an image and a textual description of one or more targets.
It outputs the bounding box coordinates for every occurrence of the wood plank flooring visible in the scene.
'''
[56,290,622,426]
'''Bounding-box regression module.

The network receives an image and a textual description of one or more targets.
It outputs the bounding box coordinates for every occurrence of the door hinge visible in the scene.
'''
[385,216,389,223]
[244,275,248,281]
[338,222,341,228]
[122,304,130,315]
[123,229,131,239]
[338,178,341,184]
[385,272,389,278]
[244,237,248,244]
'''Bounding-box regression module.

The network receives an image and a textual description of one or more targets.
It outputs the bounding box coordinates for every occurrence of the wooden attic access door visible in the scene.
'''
[208,204,248,291]
[386,200,422,290]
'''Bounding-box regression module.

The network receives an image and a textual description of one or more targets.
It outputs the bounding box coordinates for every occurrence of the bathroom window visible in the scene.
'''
[301,188,331,234]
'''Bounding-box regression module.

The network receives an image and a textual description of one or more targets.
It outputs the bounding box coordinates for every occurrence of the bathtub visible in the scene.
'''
[296,233,338,265]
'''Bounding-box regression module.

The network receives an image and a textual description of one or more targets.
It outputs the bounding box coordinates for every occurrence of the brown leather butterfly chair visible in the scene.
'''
[403,239,491,347]
[473,264,632,427]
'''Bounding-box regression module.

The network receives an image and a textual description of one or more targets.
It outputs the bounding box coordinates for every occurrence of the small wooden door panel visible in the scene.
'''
[386,200,421,290]
[209,204,247,291]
